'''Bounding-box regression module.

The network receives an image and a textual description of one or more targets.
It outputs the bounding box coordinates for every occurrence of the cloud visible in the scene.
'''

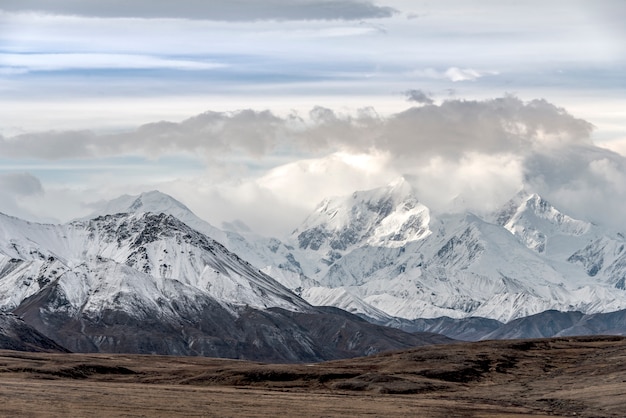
[444,67,482,82]
[409,67,498,82]
[1,53,225,73]
[292,96,593,164]
[404,89,433,104]
[407,153,525,214]
[7,96,625,235]
[0,131,96,160]
[152,150,397,236]
[381,96,593,160]
[0,172,44,196]
[2,96,594,164]
[1,0,397,21]
[0,110,286,160]
[598,138,626,157]
[0,172,47,221]
[522,145,626,228]
[258,150,395,209]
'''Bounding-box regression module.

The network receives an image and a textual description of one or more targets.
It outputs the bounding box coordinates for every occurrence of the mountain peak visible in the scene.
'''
[88,190,192,218]
[493,190,591,254]
[292,179,431,258]
[491,189,531,226]
[514,193,590,234]
[82,190,226,242]
[387,176,411,192]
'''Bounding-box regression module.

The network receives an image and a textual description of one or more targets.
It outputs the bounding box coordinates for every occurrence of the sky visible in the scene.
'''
[1,0,625,236]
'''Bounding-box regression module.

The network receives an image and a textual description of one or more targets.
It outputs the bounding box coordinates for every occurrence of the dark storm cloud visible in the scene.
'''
[1,0,397,21]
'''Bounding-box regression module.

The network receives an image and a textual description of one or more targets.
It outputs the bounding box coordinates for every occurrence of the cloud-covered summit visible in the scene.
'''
[2,96,624,236]
[0,0,397,21]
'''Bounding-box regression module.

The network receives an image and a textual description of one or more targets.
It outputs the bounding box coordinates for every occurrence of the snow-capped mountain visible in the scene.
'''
[292,178,430,279]
[0,211,307,313]
[84,190,226,242]
[492,191,592,255]
[288,179,626,323]
[0,209,446,361]
[85,191,314,295]
[61,184,626,325]
[4,181,625,357]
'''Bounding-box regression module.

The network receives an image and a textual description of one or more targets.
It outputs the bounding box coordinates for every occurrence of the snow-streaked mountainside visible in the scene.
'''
[3,181,626,356]
[286,179,626,322]
[0,207,448,361]
[0,211,307,314]
[73,183,626,323]
[86,191,314,295]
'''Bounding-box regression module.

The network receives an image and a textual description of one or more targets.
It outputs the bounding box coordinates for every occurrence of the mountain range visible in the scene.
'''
[1,178,626,359]
[285,179,626,323]
[0,206,448,361]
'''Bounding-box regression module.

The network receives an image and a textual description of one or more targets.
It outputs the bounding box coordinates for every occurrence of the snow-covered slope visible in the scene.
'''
[493,191,592,255]
[0,211,308,314]
[0,209,447,361]
[7,182,625,345]
[288,181,626,322]
[85,191,313,294]
[84,191,227,242]
[292,178,430,279]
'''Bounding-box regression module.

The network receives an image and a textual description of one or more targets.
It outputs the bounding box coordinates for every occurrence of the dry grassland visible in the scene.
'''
[1,336,625,417]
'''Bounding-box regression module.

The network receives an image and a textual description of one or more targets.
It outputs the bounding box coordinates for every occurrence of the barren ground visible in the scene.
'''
[1,336,625,417]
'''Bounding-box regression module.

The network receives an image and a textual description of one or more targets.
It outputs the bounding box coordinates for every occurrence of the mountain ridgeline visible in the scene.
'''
[0,207,448,361]
[1,180,626,360]
[279,180,625,325]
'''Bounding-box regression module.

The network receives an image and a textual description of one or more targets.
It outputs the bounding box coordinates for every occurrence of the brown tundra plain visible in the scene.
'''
[1,336,626,417]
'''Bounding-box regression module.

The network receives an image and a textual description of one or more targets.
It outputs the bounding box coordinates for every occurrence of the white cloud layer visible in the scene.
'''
[1,53,225,73]
[409,67,498,82]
